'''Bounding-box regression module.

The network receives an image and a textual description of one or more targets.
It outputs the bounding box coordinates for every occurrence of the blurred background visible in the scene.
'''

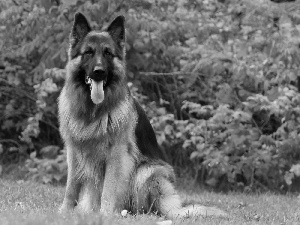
[1,0,300,192]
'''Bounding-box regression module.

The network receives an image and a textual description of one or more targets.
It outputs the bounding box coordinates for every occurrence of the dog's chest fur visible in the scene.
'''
[59,87,135,140]
[59,89,140,181]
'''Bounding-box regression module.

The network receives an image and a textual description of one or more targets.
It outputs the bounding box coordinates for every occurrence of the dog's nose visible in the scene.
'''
[94,66,104,73]
[90,66,106,81]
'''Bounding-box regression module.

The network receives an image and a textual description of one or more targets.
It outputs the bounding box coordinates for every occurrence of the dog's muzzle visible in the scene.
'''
[85,67,107,87]
[85,66,107,104]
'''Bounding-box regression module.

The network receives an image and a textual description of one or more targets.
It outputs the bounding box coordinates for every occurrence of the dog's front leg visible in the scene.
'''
[60,146,81,212]
[100,144,133,215]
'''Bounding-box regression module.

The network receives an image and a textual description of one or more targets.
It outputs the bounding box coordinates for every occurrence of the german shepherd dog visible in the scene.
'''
[58,12,227,219]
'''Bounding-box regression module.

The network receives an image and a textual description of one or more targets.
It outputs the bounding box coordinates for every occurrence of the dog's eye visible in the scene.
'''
[84,49,94,55]
[104,48,113,57]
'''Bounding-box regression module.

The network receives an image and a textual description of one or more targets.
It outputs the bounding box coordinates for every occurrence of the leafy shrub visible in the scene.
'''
[25,145,67,184]
[1,0,300,191]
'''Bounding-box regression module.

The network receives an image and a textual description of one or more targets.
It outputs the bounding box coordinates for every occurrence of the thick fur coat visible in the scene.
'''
[58,12,227,219]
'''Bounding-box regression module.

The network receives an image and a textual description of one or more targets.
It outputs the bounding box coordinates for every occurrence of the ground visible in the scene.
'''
[0,178,300,225]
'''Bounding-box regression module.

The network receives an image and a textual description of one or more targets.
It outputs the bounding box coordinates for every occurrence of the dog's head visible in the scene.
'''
[67,13,126,105]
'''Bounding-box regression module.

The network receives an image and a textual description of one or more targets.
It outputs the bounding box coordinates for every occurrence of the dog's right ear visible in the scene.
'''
[70,12,91,47]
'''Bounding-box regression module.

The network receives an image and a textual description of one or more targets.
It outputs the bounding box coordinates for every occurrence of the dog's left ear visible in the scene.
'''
[107,15,125,46]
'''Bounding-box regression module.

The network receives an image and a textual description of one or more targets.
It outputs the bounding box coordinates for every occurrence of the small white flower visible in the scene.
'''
[121,209,128,217]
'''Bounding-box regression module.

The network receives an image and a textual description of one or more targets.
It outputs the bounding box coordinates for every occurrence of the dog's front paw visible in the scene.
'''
[99,208,111,216]
[100,206,116,217]
[58,203,74,214]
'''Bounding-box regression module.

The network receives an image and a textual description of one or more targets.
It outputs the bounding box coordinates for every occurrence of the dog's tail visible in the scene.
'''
[164,204,228,219]
[158,189,228,219]
[155,177,228,219]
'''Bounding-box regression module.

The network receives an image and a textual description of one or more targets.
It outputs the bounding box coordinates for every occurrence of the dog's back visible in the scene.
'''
[133,99,165,160]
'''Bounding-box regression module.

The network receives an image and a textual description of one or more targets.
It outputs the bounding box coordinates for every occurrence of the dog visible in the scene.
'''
[58,12,227,219]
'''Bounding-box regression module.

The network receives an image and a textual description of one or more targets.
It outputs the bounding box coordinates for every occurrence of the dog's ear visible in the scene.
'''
[70,12,91,47]
[107,15,125,46]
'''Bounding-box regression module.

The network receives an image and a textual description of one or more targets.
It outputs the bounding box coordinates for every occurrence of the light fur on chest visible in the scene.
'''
[60,94,134,142]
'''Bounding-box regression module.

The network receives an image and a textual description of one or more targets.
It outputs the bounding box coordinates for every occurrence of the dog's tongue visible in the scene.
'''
[91,80,104,104]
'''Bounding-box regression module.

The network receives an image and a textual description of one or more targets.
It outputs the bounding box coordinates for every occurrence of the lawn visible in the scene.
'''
[0,178,299,225]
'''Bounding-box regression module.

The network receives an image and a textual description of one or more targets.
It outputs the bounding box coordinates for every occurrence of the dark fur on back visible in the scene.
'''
[134,99,165,160]
[58,12,227,219]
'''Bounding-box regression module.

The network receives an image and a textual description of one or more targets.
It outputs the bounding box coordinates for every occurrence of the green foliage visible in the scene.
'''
[25,146,67,184]
[2,0,300,191]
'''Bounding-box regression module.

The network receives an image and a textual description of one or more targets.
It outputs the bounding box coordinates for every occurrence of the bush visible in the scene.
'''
[1,0,300,191]
[25,146,67,184]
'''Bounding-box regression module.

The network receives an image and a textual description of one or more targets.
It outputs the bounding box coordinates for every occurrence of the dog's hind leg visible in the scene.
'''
[133,164,228,219]
[156,178,182,219]
[133,163,181,217]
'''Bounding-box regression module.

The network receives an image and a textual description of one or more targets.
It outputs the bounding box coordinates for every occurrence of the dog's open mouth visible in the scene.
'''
[85,75,107,105]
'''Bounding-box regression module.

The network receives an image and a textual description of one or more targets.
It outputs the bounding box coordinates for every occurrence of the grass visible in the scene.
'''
[0,178,300,225]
